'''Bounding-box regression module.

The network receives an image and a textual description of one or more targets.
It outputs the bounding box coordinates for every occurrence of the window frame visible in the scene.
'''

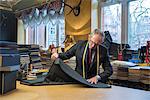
[99,0,138,45]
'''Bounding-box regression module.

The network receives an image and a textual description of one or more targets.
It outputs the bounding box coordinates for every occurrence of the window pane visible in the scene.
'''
[36,23,45,47]
[101,4,121,43]
[91,0,98,31]
[26,24,45,47]
[92,9,98,31]
[59,23,65,47]
[128,0,150,49]
[47,23,57,47]
[46,22,65,48]
[26,27,35,44]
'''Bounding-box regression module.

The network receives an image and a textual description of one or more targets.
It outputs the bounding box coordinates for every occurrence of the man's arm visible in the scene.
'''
[99,49,113,81]
[58,42,79,60]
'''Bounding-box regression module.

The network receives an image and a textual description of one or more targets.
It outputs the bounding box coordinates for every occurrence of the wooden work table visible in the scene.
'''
[0,82,150,100]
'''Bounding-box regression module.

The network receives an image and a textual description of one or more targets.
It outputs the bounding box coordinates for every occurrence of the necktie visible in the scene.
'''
[88,48,91,65]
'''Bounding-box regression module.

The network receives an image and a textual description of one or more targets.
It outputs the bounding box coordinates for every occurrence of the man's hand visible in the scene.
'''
[52,48,57,54]
[51,48,58,60]
[51,53,58,60]
[87,76,98,84]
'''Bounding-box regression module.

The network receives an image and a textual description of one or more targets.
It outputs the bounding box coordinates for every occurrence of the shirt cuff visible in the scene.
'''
[96,75,101,80]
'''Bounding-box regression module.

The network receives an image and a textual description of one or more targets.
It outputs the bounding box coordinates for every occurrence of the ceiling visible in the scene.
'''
[0,0,21,8]
[0,0,55,12]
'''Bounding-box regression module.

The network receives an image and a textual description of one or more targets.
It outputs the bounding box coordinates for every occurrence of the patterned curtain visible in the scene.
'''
[17,0,64,29]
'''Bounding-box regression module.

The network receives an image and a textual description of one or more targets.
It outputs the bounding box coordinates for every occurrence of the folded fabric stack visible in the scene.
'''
[29,44,43,69]
[0,41,20,94]
[117,67,129,80]
[18,45,31,79]
[110,60,137,80]
[128,66,142,82]
[140,67,150,85]
[40,51,51,66]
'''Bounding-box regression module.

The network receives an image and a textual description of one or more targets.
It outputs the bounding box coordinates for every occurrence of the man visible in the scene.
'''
[51,29,113,84]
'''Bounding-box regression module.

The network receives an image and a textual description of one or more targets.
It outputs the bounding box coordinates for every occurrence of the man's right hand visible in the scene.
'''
[51,48,58,60]
[51,52,59,60]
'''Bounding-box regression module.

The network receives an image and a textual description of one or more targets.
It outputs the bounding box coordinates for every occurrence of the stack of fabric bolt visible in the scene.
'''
[18,45,31,80]
[110,60,137,80]
[0,41,20,94]
[128,66,142,82]
[29,44,43,69]
[140,67,150,85]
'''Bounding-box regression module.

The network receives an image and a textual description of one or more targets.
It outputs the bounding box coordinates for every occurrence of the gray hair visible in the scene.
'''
[93,29,104,37]
[90,29,104,37]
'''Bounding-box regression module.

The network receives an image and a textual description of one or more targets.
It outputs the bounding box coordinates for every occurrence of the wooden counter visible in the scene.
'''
[0,82,150,100]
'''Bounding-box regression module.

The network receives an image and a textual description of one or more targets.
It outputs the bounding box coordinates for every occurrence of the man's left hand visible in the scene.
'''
[87,76,98,84]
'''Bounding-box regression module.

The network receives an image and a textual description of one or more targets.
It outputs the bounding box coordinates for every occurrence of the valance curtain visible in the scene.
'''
[17,0,64,29]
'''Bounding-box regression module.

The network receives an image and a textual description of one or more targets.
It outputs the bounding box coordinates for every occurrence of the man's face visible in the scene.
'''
[89,34,103,49]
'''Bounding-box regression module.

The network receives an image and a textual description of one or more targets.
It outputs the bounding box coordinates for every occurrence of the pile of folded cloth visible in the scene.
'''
[110,60,137,80]
[140,67,150,85]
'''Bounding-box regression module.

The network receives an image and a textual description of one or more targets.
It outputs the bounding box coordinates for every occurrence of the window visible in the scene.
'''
[101,4,121,43]
[128,0,150,49]
[46,22,65,48]
[26,23,45,47]
[91,0,98,31]
[46,23,57,47]
[58,23,65,47]
[26,26,35,44]
[23,0,65,48]
[36,23,46,47]
[25,16,65,48]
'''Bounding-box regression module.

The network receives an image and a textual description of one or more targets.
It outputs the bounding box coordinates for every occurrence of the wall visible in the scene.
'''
[65,0,91,41]
[17,20,25,44]
[91,0,99,32]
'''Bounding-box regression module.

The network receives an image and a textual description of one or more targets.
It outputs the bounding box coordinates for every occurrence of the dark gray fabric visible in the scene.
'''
[20,77,72,86]
[53,59,111,88]
[21,59,111,88]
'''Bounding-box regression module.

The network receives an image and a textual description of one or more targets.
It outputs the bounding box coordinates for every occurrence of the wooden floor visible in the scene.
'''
[0,82,150,100]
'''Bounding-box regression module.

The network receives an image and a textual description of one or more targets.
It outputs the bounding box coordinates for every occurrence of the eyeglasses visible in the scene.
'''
[90,40,99,46]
